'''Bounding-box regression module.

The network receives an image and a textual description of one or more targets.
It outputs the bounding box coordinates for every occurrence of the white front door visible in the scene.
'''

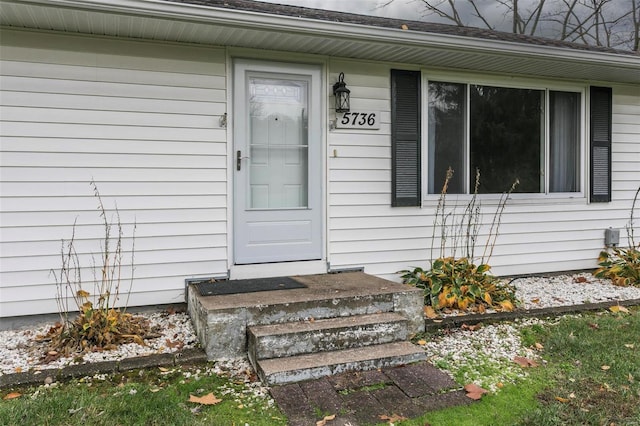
[233,60,322,264]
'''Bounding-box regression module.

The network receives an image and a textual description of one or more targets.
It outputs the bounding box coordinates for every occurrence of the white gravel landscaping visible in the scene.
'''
[1,272,639,390]
[419,317,546,392]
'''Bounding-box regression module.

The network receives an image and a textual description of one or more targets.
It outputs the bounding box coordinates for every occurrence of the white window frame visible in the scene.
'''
[422,70,587,203]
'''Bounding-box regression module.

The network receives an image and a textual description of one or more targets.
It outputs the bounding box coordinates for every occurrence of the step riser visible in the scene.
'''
[249,321,408,361]
[245,293,395,326]
[258,346,426,386]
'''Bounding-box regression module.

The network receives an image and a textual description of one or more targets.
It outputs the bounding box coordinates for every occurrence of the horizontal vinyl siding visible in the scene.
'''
[328,61,640,279]
[0,30,228,317]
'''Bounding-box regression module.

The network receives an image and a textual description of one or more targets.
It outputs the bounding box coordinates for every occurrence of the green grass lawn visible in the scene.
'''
[0,365,286,426]
[2,307,639,426]
[404,306,640,426]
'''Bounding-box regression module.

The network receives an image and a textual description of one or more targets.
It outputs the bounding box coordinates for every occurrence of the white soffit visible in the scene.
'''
[1,0,639,84]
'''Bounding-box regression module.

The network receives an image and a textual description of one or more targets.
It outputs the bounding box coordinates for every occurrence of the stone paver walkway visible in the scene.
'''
[270,361,471,426]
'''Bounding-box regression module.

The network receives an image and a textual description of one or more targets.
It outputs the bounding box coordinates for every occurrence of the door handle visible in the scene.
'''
[236,150,249,171]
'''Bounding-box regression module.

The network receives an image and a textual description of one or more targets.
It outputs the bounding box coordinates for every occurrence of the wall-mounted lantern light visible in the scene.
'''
[332,72,350,113]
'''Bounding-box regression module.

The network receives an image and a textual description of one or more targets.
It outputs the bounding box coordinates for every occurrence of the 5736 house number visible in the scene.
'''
[335,112,381,129]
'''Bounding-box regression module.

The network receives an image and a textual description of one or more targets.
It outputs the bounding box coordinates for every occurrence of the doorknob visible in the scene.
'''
[236,150,249,171]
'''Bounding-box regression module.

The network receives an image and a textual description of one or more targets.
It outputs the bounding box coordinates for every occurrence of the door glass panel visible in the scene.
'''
[249,78,309,209]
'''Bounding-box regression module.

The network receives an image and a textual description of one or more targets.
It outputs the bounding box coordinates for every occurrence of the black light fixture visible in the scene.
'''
[332,72,350,113]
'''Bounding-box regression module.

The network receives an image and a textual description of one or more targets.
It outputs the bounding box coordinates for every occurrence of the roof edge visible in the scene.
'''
[9,0,640,70]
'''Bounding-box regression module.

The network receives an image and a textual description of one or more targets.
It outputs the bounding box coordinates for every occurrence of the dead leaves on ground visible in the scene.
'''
[379,413,408,423]
[461,323,483,331]
[464,383,488,400]
[514,356,539,368]
[188,392,221,405]
[3,392,22,400]
[424,306,438,319]
[316,414,336,426]
[609,305,630,314]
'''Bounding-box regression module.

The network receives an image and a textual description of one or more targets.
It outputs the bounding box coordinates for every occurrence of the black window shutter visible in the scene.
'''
[391,69,421,207]
[590,86,612,203]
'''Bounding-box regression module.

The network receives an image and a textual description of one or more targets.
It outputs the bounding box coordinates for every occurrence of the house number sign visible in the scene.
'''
[335,111,381,130]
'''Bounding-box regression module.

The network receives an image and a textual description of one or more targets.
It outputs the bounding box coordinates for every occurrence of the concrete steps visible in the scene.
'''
[248,310,425,386]
[248,312,410,364]
[255,341,427,386]
[187,272,426,385]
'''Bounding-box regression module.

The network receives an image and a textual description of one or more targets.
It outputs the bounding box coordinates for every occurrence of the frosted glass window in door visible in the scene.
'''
[249,78,309,209]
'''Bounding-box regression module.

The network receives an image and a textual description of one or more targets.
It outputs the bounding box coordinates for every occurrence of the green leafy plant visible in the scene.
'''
[46,181,150,358]
[401,168,519,312]
[400,257,516,311]
[594,186,640,287]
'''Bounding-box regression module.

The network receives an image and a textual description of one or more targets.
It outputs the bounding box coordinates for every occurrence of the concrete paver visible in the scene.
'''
[270,360,470,425]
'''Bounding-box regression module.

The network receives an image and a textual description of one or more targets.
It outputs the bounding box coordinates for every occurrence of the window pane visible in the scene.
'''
[550,91,580,192]
[428,82,466,194]
[470,85,543,193]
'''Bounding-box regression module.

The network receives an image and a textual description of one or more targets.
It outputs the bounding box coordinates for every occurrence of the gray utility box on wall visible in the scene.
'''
[605,228,620,247]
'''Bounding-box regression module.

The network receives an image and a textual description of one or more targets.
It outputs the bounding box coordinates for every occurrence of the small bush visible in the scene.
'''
[594,247,640,287]
[46,181,151,359]
[400,168,519,313]
[400,257,517,312]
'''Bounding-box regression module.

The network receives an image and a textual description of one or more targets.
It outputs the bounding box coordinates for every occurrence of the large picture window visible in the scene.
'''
[427,81,581,195]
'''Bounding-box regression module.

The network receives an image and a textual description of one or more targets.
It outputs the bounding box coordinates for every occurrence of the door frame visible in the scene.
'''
[227,57,327,278]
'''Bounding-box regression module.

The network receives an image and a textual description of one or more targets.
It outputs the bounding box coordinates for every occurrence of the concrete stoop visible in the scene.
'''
[187,272,426,385]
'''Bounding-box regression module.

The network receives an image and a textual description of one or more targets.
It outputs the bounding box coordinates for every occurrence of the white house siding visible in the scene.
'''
[1,30,638,318]
[0,29,228,317]
[327,58,640,280]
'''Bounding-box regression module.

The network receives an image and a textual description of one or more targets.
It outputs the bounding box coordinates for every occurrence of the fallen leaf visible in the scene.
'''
[589,323,599,329]
[401,24,409,30]
[574,276,588,283]
[3,392,22,400]
[534,342,544,350]
[417,339,427,346]
[424,306,438,319]
[555,396,570,403]
[188,393,222,405]
[601,365,611,371]
[379,413,407,423]
[496,382,504,388]
[514,356,539,368]
[609,305,629,314]
[498,300,515,311]
[316,414,336,426]
[464,383,488,400]
[462,323,482,331]
[165,339,184,349]
[624,344,635,349]
[14,366,22,373]
[531,298,540,304]
[158,367,169,372]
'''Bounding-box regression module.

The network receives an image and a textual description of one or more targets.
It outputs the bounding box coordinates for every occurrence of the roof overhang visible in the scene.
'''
[2,0,639,84]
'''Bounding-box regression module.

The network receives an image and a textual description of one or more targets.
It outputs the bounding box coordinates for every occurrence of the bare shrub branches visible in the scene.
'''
[47,181,146,358]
